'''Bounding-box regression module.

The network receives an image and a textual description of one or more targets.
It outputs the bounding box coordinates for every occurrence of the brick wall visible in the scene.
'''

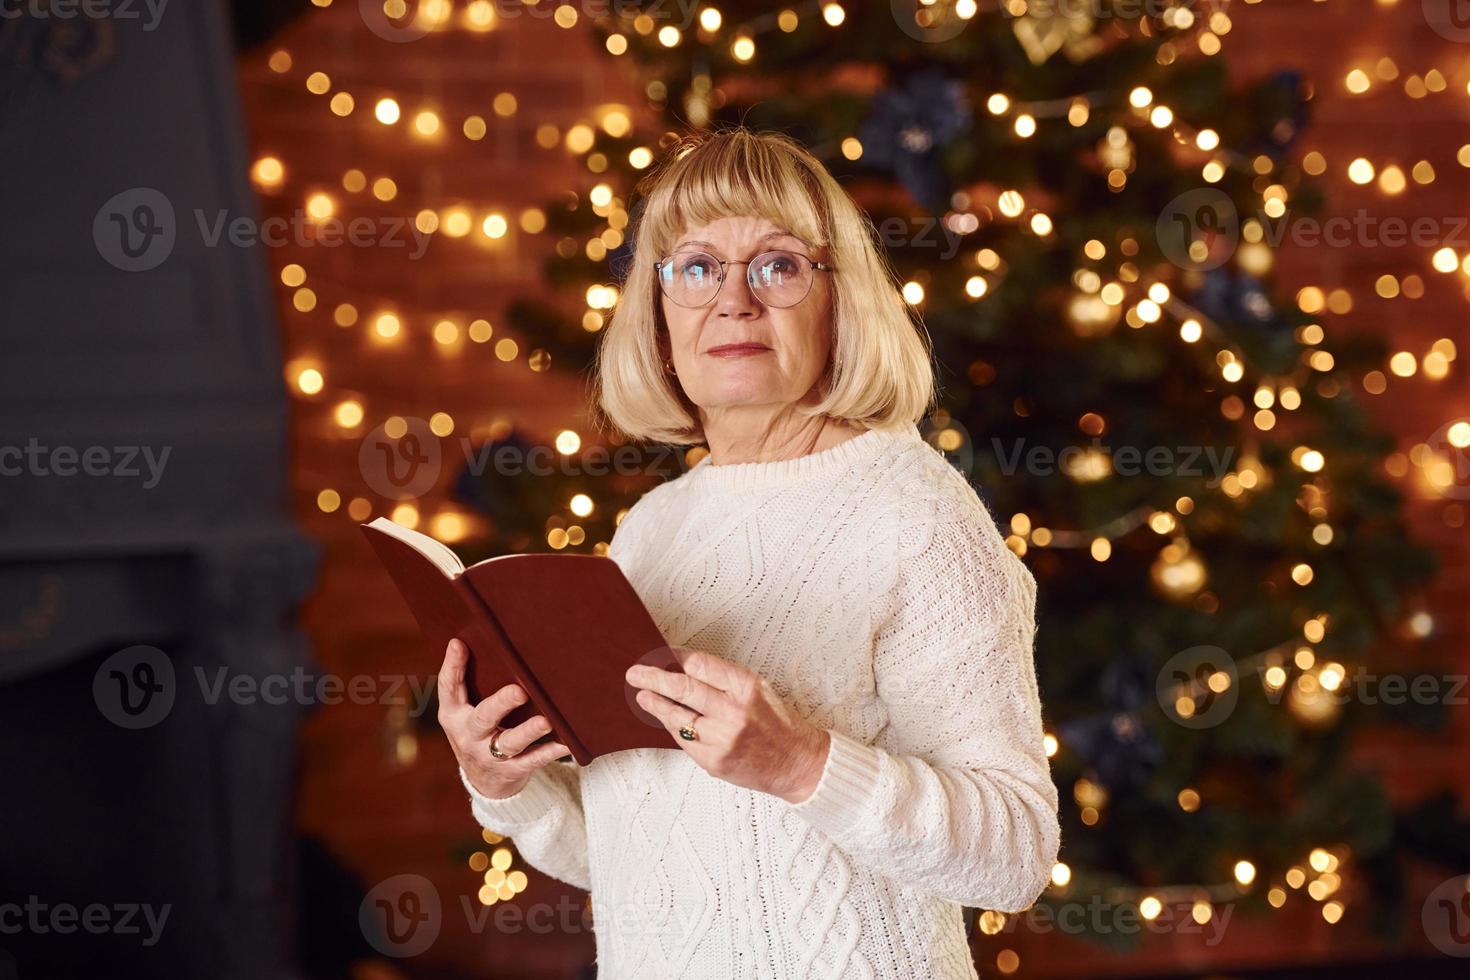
[238,6,643,976]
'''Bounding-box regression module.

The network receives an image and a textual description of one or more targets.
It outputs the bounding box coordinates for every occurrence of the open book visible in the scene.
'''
[361,517,681,765]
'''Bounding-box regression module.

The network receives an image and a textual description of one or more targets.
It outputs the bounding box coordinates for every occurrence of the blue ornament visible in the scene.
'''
[1251,69,1308,162]
[1058,657,1164,790]
[858,66,972,214]
[1195,266,1285,331]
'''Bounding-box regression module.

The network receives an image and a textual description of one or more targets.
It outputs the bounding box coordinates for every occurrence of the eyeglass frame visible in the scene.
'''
[653,248,835,309]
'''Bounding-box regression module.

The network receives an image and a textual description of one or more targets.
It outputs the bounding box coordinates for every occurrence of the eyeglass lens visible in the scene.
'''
[659,250,815,308]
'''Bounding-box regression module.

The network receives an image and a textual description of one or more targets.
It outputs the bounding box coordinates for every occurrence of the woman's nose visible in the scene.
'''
[714,267,761,317]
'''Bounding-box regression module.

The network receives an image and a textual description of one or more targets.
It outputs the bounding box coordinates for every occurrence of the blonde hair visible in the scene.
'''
[594,127,935,445]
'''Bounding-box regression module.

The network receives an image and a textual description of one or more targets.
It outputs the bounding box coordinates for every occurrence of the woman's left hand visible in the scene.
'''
[625,649,830,804]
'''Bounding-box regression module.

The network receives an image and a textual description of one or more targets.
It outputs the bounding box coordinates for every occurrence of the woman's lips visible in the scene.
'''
[705,343,771,358]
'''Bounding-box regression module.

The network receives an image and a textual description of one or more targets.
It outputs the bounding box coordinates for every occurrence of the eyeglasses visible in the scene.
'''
[655,249,834,309]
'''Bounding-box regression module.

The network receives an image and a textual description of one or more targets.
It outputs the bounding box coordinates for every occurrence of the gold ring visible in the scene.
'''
[489,728,513,760]
[678,720,699,742]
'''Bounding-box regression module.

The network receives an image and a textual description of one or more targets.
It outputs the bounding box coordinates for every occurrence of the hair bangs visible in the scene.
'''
[646,134,832,258]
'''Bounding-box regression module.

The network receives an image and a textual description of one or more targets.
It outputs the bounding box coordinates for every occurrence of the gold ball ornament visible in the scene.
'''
[1152,540,1208,600]
[1067,291,1121,337]
[1287,672,1343,727]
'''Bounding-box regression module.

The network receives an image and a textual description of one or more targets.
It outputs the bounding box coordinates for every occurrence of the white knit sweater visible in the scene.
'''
[460,422,1060,979]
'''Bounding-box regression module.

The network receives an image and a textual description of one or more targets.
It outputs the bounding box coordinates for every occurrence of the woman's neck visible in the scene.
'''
[699,408,866,466]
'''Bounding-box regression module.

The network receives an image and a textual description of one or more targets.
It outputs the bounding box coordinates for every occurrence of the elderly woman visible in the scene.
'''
[437,128,1059,978]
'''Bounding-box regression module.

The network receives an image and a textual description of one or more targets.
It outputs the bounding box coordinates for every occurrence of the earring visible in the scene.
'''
[664,358,677,375]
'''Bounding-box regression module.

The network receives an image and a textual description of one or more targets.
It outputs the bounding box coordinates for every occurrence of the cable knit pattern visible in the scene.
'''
[459,423,1060,978]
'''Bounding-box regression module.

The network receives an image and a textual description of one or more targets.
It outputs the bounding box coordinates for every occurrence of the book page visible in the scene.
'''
[365,517,465,577]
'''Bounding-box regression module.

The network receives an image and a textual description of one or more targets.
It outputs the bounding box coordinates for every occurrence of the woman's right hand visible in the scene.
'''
[437,638,571,800]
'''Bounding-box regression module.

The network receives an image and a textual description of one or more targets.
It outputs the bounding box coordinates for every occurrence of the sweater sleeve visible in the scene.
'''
[789,504,1060,912]
[459,762,591,890]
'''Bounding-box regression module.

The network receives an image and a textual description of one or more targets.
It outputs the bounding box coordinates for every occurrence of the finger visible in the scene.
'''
[437,639,470,710]
[512,740,573,769]
[466,683,526,739]
[495,713,555,757]
[626,663,722,716]
[636,689,702,741]
[674,648,749,695]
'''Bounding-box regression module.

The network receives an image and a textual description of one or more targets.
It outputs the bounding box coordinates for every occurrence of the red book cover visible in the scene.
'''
[361,518,682,765]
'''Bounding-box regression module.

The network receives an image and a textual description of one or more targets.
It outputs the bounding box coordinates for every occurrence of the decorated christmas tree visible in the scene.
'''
[467,0,1467,950]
